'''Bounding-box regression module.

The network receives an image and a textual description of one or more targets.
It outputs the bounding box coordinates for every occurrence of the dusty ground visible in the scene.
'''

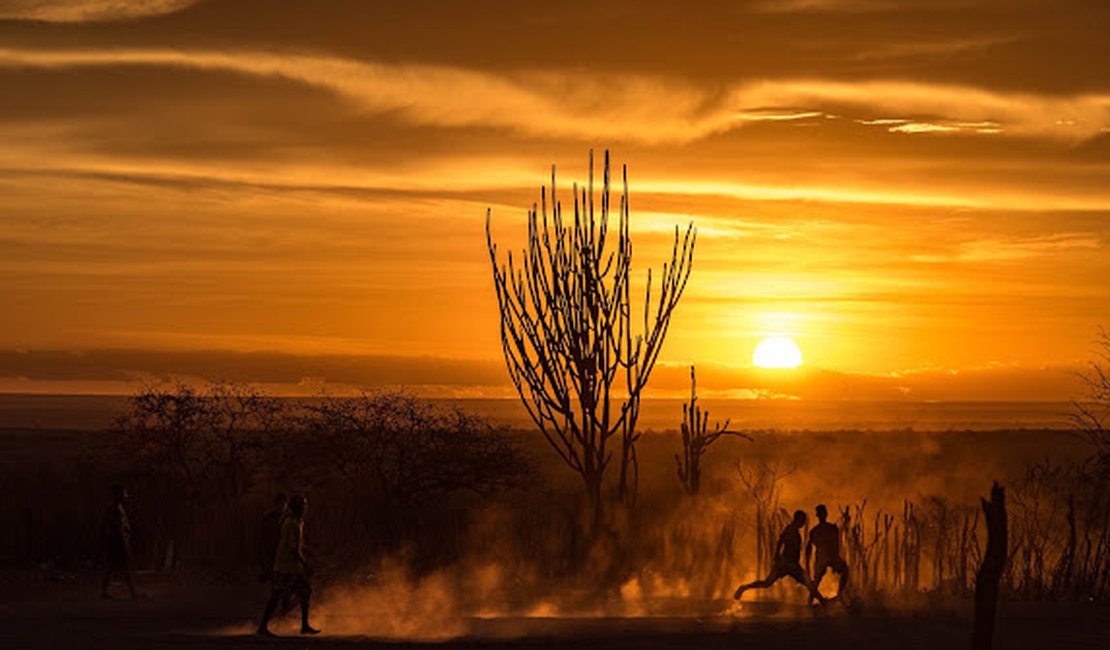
[3,572,1108,649]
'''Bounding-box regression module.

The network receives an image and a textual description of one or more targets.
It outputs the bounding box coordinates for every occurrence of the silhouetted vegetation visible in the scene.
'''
[6,331,1110,624]
[289,393,529,508]
[5,400,1110,612]
[973,482,1006,650]
[486,150,695,520]
[96,384,532,572]
[675,366,750,495]
[1074,327,1109,471]
[115,382,283,506]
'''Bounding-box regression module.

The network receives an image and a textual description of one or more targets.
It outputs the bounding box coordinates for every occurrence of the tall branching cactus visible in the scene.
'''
[486,150,695,522]
[1074,327,1110,468]
[675,365,751,495]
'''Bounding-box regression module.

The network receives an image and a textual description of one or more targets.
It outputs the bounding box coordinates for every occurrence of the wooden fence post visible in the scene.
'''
[973,482,1007,650]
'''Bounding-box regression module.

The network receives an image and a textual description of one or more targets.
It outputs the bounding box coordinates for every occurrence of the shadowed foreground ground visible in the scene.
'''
[3,574,1108,649]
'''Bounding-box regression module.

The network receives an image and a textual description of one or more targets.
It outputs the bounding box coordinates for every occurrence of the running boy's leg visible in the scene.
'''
[733,565,785,600]
[832,557,850,599]
[783,563,827,604]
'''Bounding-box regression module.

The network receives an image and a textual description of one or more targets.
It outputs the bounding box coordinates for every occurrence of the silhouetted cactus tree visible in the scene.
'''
[675,366,750,495]
[486,150,695,521]
[1074,327,1110,468]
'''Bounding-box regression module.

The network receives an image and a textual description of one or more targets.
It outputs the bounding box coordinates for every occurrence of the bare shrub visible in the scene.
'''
[114,382,282,504]
[111,382,285,567]
[1007,459,1110,599]
[288,392,531,509]
[737,460,793,577]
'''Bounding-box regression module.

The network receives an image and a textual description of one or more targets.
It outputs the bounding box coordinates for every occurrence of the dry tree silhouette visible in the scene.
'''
[675,365,751,496]
[485,150,695,525]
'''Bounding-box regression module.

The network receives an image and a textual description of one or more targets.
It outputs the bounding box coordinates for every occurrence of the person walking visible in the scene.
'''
[257,494,320,636]
[100,484,138,599]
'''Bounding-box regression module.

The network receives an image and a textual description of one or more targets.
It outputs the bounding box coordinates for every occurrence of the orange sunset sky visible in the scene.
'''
[0,0,1107,400]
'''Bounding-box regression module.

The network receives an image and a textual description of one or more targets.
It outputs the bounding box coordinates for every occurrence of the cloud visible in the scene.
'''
[888,122,961,134]
[0,46,1106,144]
[912,233,1102,263]
[741,79,1110,141]
[2,132,1108,213]
[0,348,1087,410]
[647,361,1084,403]
[0,348,508,387]
[751,0,897,12]
[848,36,1015,62]
[6,151,1108,212]
[0,0,198,22]
[734,110,826,122]
[0,349,1086,406]
[856,117,1004,135]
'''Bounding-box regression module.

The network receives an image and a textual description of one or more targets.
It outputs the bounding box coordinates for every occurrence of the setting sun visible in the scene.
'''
[753,336,803,369]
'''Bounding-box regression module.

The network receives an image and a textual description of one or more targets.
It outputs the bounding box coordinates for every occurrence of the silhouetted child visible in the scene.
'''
[806,504,849,603]
[733,510,826,604]
[258,493,298,618]
[257,494,320,636]
[100,484,138,599]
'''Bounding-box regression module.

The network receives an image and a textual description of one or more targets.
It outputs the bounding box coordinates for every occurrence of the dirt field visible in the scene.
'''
[3,572,1108,650]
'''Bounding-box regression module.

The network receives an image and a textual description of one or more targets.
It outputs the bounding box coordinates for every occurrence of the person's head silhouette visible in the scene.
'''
[274,493,288,510]
[110,484,128,504]
[816,504,828,523]
[289,494,307,520]
[792,509,807,528]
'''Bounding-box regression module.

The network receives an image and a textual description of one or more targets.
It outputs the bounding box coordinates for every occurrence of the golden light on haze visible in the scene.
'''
[753,336,803,369]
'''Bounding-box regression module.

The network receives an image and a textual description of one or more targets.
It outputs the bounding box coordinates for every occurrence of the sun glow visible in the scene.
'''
[753,336,803,369]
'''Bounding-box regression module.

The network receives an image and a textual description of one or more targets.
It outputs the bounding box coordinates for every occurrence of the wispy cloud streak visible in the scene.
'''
[0,1,198,22]
[912,233,1102,263]
[0,47,1106,143]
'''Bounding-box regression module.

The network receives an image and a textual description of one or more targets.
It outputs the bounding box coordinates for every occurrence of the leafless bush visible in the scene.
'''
[288,391,531,508]
[110,382,286,568]
[918,496,981,595]
[114,382,283,504]
[896,500,922,591]
[1006,459,1110,599]
[737,460,793,576]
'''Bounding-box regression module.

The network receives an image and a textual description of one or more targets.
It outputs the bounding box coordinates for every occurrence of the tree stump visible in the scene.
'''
[973,482,1007,650]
